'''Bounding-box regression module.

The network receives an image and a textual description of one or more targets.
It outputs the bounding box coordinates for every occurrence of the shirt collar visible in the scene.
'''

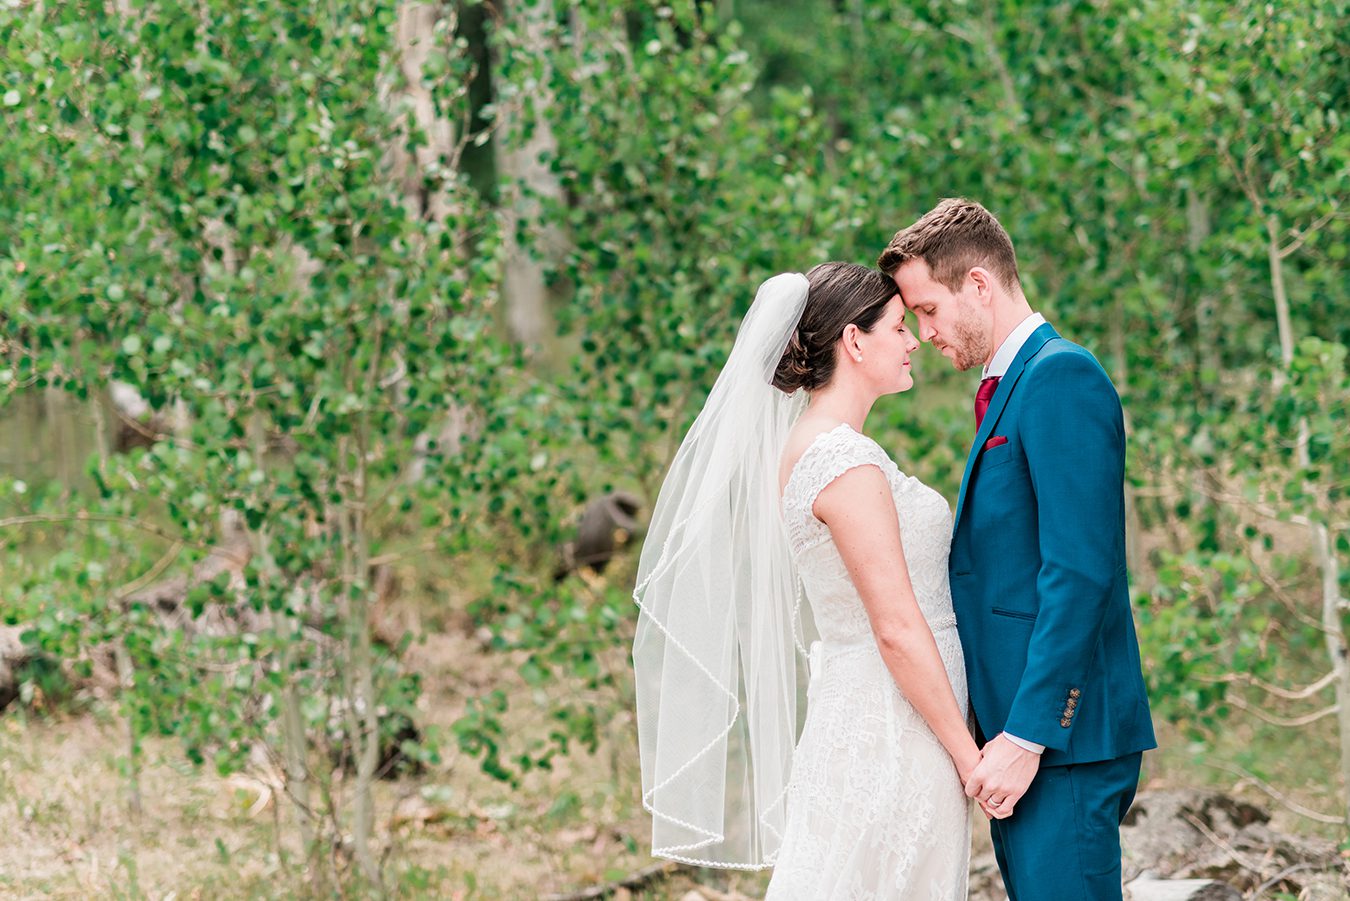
[983,313,1047,379]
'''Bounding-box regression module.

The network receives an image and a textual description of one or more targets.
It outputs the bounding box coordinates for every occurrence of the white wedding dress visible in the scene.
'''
[766,423,971,900]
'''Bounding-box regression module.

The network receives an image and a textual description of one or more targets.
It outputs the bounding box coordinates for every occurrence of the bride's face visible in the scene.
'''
[854,295,921,394]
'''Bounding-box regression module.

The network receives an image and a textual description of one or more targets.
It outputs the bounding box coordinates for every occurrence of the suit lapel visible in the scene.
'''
[953,323,1059,534]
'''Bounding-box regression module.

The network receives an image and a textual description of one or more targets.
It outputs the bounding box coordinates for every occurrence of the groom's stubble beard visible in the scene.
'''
[946,303,991,372]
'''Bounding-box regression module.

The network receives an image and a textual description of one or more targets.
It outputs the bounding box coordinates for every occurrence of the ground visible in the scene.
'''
[0,596,1340,899]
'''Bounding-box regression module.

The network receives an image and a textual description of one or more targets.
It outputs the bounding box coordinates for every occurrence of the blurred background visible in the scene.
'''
[0,0,1346,897]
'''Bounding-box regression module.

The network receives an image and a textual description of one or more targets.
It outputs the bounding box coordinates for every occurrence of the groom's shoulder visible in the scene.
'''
[1028,333,1095,367]
[1024,335,1117,392]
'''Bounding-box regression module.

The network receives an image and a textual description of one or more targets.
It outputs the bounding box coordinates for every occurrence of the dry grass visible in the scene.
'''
[0,616,775,900]
[0,561,1340,900]
[0,654,1338,900]
[0,711,288,898]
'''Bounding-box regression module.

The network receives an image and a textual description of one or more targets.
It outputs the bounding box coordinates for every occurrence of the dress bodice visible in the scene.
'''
[780,424,957,643]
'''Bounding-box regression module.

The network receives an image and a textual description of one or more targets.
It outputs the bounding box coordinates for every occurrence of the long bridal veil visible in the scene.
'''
[632,273,815,868]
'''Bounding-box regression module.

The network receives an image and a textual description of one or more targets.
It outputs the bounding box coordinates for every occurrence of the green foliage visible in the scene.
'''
[455,0,1350,819]
[1,0,508,885]
[0,0,1346,880]
[1137,332,1348,761]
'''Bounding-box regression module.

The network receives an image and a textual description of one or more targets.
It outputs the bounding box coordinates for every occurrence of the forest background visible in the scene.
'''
[0,0,1347,898]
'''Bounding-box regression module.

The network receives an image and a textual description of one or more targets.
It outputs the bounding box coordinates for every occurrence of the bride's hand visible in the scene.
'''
[958,750,999,820]
[955,744,983,787]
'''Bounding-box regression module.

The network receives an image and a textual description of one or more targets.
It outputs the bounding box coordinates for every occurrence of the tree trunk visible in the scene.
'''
[244,411,320,883]
[278,653,316,871]
[341,321,384,888]
[44,386,76,495]
[94,395,144,820]
[392,2,458,224]
[1313,518,1350,826]
[1267,217,1296,370]
[1266,224,1350,827]
[496,0,566,347]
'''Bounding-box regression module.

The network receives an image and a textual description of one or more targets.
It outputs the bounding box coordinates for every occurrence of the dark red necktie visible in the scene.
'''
[975,376,1000,428]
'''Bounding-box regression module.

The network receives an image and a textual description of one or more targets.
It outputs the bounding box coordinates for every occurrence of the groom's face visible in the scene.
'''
[892,259,991,372]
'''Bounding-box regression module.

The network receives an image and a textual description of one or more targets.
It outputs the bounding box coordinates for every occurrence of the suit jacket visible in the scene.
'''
[950,322,1156,767]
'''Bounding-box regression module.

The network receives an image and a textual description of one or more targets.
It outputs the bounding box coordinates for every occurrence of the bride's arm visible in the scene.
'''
[814,464,981,783]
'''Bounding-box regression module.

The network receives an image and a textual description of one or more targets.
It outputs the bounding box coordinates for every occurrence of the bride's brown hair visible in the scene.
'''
[772,262,895,394]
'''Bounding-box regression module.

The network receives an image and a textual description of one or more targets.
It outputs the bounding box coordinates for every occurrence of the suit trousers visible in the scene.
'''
[989,752,1143,901]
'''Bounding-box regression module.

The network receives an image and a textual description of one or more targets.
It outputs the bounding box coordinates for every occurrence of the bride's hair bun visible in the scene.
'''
[771,262,895,395]
[772,331,815,393]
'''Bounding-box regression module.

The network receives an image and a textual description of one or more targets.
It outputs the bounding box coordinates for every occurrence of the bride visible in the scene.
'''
[633,264,976,899]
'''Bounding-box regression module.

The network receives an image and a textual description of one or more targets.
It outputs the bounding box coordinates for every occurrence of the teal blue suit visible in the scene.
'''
[950,322,1156,900]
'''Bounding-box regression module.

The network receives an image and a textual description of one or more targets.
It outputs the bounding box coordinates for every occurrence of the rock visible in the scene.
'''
[970,790,1346,900]
[1300,874,1350,901]
[553,491,642,581]
[1121,789,1346,897]
[1126,873,1240,901]
[1120,789,1267,882]
[0,625,31,709]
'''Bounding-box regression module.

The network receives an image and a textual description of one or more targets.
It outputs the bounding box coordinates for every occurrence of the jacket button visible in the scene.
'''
[1060,717,1072,728]
[1069,688,1082,698]
[1066,698,1078,710]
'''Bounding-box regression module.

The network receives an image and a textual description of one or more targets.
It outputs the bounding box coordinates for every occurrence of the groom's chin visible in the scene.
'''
[941,349,976,372]
[936,347,966,370]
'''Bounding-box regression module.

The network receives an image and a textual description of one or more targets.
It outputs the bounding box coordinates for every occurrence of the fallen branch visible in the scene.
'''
[542,860,683,901]
[1195,669,1336,701]
[1251,862,1319,898]
[1225,693,1339,728]
[1181,811,1269,876]
[1203,761,1345,825]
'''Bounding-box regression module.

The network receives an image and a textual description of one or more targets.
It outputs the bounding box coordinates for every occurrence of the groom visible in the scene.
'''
[878,199,1156,900]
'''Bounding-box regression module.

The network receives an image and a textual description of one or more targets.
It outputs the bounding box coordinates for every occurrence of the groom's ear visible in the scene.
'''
[968,266,995,303]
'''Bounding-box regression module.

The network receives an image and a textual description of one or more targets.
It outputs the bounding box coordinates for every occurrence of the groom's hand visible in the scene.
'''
[965,733,1040,819]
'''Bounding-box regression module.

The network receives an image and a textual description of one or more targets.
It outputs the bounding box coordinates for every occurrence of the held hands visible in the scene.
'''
[963,733,1040,820]
[954,743,983,789]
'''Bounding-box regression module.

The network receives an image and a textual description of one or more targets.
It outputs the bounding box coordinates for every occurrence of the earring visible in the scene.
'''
[855,355,863,362]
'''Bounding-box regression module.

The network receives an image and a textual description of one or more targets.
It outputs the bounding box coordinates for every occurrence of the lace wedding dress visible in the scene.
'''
[767,423,971,900]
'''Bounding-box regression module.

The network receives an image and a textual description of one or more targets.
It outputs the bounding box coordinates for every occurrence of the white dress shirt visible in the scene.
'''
[983,313,1046,379]
[980,311,1048,755]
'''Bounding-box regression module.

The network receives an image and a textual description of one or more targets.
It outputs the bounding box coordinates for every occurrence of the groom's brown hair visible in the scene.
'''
[876,198,1021,293]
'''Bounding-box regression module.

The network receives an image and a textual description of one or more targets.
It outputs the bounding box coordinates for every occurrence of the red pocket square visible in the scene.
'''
[984,435,1008,450]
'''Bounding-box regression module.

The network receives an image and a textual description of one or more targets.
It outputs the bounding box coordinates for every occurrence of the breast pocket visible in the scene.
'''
[977,443,1015,472]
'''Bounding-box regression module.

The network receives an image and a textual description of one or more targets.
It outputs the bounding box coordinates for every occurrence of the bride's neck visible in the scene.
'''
[805,381,875,432]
